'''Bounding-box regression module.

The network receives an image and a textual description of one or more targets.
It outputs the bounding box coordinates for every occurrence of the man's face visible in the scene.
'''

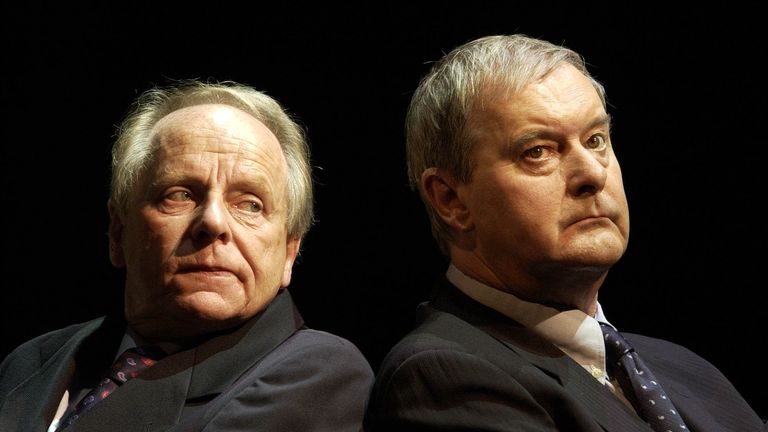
[457,64,629,295]
[109,104,300,340]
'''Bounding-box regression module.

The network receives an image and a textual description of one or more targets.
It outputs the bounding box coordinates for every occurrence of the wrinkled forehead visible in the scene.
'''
[135,104,289,190]
[151,104,284,161]
[153,104,279,147]
[469,64,603,121]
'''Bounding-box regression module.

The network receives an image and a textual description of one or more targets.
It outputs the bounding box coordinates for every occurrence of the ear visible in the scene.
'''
[421,168,474,231]
[107,200,126,268]
[280,237,301,288]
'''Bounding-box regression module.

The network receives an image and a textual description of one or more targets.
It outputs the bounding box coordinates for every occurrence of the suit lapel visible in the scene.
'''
[69,350,194,432]
[169,290,306,430]
[553,358,651,432]
[433,280,652,432]
[69,289,304,432]
[656,378,714,432]
[0,318,109,432]
[625,334,720,432]
[184,288,304,400]
[487,321,651,432]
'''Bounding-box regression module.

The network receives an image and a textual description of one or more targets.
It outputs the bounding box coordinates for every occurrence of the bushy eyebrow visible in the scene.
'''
[587,113,612,133]
[510,114,612,148]
[146,166,273,196]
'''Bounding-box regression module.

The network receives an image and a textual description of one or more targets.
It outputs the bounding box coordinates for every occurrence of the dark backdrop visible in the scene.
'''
[1,3,764,418]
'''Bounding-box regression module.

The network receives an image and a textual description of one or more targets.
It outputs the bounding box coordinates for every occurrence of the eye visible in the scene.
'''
[523,146,550,160]
[166,190,192,201]
[585,134,608,151]
[235,200,263,213]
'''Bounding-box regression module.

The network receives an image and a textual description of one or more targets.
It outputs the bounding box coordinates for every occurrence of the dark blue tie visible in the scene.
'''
[55,345,166,431]
[600,324,689,432]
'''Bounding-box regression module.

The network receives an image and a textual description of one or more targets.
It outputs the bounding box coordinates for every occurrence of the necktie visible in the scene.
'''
[600,324,689,432]
[55,345,166,431]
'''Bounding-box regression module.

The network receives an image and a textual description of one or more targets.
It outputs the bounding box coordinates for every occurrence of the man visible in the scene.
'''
[365,35,764,431]
[0,81,373,431]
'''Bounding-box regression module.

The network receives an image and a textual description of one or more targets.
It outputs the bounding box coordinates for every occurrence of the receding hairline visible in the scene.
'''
[152,103,282,144]
[130,103,292,208]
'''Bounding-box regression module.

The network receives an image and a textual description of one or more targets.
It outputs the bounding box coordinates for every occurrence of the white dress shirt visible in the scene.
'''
[446,264,635,409]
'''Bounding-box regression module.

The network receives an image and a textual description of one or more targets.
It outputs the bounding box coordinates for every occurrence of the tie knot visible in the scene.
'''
[129,345,166,360]
[109,345,166,384]
[600,323,634,362]
[54,345,168,431]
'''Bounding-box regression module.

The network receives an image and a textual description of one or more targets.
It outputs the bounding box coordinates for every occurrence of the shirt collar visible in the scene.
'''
[116,326,183,361]
[446,263,610,383]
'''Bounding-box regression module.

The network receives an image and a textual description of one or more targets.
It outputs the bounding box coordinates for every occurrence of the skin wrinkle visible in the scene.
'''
[439,64,629,315]
[109,104,299,342]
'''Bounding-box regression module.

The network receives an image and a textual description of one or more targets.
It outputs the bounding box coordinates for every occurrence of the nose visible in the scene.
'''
[190,196,232,244]
[565,145,608,197]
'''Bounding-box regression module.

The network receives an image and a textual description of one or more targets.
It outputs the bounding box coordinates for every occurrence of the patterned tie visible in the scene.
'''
[600,324,689,432]
[55,345,166,431]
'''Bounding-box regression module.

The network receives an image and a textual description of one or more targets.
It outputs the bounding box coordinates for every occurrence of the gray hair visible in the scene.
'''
[110,80,313,239]
[406,35,607,253]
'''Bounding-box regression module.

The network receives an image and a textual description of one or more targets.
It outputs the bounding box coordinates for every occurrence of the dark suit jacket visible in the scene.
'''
[0,289,373,431]
[366,280,763,431]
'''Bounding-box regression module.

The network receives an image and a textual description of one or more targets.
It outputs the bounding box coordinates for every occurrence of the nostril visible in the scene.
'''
[190,228,208,244]
[577,184,598,196]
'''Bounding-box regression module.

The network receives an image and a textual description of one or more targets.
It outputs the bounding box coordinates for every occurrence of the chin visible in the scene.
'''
[181,289,277,322]
[558,235,627,270]
[174,291,245,322]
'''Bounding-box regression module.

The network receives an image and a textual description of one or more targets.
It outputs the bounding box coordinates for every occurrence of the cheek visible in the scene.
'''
[473,170,563,223]
[508,178,563,225]
[607,167,629,210]
[238,231,287,283]
[124,215,183,270]
[603,165,630,237]
[607,157,627,195]
[476,177,560,238]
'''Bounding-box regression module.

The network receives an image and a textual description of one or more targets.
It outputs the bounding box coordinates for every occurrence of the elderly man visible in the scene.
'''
[365,35,764,431]
[0,81,373,431]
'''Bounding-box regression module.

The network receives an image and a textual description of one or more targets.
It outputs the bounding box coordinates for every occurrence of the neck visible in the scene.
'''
[450,247,606,315]
[125,312,245,347]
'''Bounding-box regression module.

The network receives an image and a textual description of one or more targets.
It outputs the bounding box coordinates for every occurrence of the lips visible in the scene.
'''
[564,207,619,228]
[176,264,235,274]
[578,214,611,222]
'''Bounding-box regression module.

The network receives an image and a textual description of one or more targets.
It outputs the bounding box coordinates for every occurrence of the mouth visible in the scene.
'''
[176,265,235,275]
[581,214,611,222]
[567,213,615,227]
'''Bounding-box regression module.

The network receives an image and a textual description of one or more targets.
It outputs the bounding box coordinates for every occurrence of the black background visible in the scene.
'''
[1,3,765,418]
